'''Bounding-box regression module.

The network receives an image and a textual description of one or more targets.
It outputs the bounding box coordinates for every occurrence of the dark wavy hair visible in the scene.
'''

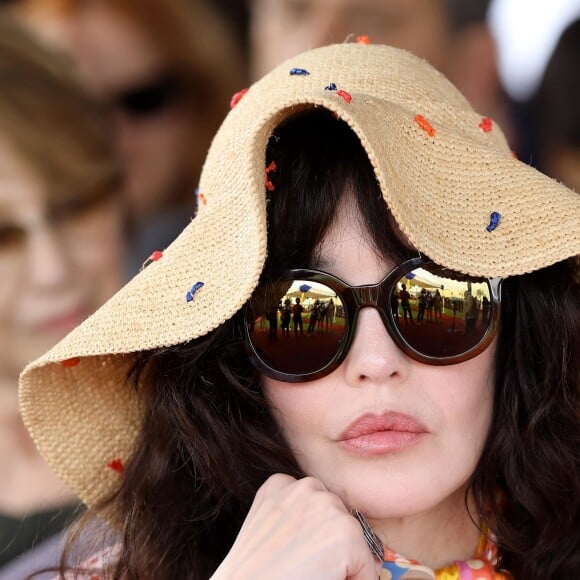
[58,110,579,579]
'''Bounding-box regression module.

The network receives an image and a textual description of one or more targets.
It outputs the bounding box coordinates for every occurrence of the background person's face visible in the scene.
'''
[0,136,123,380]
[262,199,495,524]
[67,5,194,218]
[250,0,450,79]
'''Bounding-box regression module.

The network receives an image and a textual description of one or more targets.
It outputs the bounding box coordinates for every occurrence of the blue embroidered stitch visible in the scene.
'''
[325,82,337,91]
[290,67,310,76]
[486,212,501,232]
[186,281,205,302]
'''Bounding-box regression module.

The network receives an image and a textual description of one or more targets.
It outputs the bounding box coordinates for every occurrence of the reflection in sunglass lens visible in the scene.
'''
[391,267,492,359]
[246,279,346,376]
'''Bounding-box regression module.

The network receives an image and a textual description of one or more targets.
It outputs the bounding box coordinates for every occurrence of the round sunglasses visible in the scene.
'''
[244,257,501,382]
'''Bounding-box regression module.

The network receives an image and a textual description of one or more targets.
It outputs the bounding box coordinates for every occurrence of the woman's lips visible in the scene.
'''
[35,308,88,334]
[338,412,428,456]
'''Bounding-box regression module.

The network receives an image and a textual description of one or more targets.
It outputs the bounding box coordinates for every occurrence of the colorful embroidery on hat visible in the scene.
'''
[62,357,80,368]
[289,67,310,76]
[141,250,163,271]
[357,35,370,44]
[486,212,501,232]
[336,89,352,103]
[479,117,493,132]
[323,83,351,103]
[186,282,205,303]
[229,87,248,109]
[415,114,435,137]
[107,458,124,474]
[265,160,277,191]
[195,188,207,206]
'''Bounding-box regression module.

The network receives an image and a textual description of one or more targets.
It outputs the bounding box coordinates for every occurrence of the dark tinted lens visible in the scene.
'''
[390,266,492,359]
[246,279,346,376]
[116,75,178,117]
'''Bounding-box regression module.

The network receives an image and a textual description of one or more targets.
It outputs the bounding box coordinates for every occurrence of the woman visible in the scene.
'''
[13,0,245,274]
[0,13,124,575]
[20,43,579,579]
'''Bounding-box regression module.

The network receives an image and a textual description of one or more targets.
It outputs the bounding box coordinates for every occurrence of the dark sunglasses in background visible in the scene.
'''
[110,73,181,118]
[244,256,501,382]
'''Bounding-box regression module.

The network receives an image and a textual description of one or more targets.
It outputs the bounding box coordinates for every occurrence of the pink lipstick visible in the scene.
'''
[339,412,427,456]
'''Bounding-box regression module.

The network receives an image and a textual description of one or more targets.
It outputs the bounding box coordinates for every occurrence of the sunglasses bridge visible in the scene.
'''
[351,284,386,308]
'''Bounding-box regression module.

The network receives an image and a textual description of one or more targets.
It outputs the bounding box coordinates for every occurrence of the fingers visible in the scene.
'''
[215,474,381,580]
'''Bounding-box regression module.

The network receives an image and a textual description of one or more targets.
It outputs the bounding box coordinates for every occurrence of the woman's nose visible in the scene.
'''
[27,224,72,289]
[342,306,410,387]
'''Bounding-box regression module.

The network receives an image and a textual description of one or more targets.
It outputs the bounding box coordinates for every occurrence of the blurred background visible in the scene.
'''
[0,0,578,576]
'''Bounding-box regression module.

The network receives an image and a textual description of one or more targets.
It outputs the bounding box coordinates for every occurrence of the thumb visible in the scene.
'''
[347,552,383,580]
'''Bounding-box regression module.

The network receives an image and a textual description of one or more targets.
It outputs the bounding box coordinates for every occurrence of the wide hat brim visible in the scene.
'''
[20,44,580,511]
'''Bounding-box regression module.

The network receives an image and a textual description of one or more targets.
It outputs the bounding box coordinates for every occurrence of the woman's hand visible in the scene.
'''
[211,474,381,580]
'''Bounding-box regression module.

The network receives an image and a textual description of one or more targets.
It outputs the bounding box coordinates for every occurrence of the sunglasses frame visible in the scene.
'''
[244,256,502,383]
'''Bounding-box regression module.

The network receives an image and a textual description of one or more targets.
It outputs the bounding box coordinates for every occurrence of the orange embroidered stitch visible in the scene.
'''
[265,160,277,190]
[62,358,80,368]
[229,88,248,109]
[336,89,352,103]
[107,458,124,474]
[357,35,370,44]
[141,250,163,271]
[479,117,493,132]
[415,114,435,137]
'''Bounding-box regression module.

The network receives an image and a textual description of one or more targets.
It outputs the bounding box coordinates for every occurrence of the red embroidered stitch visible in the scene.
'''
[62,358,80,368]
[198,192,207,205]
[107,459,124,474]
[415,114,435,137]
[229,88,248,109]
[357,35,370,44]
[479,117,493,132]
[265,160,277,191]
[141,250,163,271]
[336,89,352,103]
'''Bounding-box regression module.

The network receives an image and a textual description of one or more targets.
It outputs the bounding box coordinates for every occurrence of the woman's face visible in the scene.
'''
[65,4,196,218]
[262,198,495,522]
[0,135,123,381]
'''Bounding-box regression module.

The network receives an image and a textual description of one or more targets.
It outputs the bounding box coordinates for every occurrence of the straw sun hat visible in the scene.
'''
[20,43,580,512]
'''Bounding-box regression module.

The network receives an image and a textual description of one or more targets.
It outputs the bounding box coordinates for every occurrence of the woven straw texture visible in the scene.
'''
[19,44,580,510]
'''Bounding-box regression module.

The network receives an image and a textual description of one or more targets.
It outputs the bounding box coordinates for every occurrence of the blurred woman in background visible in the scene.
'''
[0,13,124,577]
[14,0,247,274]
